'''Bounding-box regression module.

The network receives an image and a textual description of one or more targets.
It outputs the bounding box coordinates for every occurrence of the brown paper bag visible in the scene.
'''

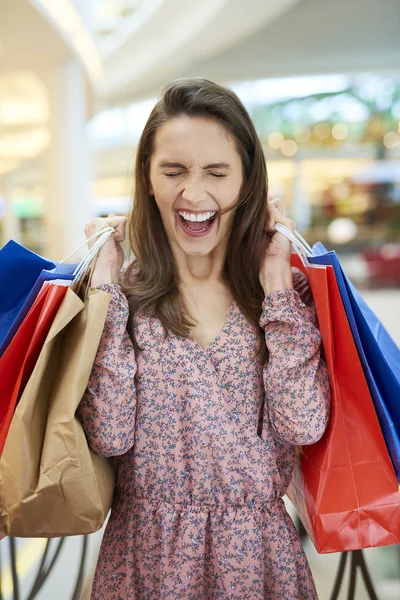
[0,287,115,537]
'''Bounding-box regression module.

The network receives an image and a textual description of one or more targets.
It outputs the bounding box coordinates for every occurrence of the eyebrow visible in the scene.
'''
[158,161,231,170]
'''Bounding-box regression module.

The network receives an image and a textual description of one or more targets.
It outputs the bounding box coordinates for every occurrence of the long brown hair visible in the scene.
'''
[123,78,269,361]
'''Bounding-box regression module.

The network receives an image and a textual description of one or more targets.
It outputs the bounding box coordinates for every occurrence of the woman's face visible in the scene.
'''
[148,116,243,259]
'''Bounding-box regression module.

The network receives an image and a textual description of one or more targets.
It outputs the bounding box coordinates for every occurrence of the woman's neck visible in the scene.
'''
[173,246,226,288]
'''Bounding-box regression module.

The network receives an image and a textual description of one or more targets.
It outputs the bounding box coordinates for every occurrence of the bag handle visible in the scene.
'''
[274,223,313,260]
[72,228,115,283]
[58,226,115,266]
[54,227,115,285]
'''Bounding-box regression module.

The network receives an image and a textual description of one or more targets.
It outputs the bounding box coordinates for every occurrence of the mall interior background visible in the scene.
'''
[0,0,399,598]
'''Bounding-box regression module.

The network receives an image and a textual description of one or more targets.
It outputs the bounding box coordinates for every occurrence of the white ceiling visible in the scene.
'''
[0,0,73,73]
[98,0,400,105]
[98,0,302,104]
[92,0,161,57]
[181,0,400,83]
[0,0,399,182]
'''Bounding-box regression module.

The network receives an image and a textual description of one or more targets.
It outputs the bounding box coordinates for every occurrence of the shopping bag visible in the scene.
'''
[310,243,400,479]
[0,240,76,357]
[0,226,117,537]
[280,227,400,553]
[0,281,69,457]
[0,285,115,537]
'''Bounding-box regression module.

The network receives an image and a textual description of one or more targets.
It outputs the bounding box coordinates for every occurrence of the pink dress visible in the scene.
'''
[78,269,330,599]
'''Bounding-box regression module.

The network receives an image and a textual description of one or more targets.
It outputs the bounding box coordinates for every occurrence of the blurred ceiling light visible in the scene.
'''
[0,159,21,176]
[281,140,298,157]
[31,0,102,84]
[97,0,140,21]
[0,100,48,126]
[268,132,284,149]
[0,73,49,126]
[383,132,400,149]
[0,81,49,126]
[93,0,163,57]
[0,128,50,159]
[97,1,126,21]
[327,218,358,244]
[332,123,349,141]
[314,122,331,140]
[294,127,310,143]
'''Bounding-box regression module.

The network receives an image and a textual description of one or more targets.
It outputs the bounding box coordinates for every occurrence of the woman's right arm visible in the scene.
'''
[77,283,137,457]
[78,214,136,457]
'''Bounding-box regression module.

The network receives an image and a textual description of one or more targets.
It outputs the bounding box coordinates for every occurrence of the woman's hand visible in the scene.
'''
[259,199,295,296]
[84,214,127,287]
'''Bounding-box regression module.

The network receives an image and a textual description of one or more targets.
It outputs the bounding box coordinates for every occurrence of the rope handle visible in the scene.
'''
[54,226,115,284]
[274,223,313,259]
[72,228,114,283]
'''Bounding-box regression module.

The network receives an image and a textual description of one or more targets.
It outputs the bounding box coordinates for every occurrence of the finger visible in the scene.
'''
[268,197,285,215]
[91,217,111,233]
[268,204,296,232]
[266,218,275,233]
[108,215,127,242]
[266,197,284,231]
[268,197,281,209]
[84,217,107,246]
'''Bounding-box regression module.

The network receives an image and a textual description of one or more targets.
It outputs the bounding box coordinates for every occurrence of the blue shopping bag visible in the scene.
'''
[0,240,76,357]
[310,243,400,479]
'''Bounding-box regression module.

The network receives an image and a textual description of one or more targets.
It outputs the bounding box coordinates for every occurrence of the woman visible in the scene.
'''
[79,78,330,599]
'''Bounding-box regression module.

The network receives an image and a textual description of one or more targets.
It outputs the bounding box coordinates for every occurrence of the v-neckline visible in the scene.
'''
[190,298,236,353]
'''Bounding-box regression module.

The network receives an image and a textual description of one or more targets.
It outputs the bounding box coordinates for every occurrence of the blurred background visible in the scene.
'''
[0,0,399,599]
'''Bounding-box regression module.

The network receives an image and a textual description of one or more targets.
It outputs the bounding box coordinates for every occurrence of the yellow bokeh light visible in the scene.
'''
[268,132,284,149]
[383,132,400,149]
[332,123,349,141]
[314,122,331,140]
[294,127,310,143]
[281,140,298,157]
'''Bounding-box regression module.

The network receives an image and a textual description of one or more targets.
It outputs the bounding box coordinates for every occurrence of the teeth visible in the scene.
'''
[178,211,216,222]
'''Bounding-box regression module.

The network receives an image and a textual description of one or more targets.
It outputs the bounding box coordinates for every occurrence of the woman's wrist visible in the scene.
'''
[90,267,119,287]
[260,261,293,296]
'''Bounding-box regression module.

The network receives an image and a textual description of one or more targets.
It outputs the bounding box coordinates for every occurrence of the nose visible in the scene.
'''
[181,177,208,205]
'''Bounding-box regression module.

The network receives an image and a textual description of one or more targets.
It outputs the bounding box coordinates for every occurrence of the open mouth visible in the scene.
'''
[176,210,218,236]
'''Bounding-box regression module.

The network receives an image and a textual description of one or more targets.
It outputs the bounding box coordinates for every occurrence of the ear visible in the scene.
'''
[148,181,154,195]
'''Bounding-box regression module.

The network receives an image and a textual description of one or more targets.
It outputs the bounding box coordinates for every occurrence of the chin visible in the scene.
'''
[179,242,216,257]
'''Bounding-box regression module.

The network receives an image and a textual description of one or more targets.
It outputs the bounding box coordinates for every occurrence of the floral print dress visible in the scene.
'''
[78,268,330,600]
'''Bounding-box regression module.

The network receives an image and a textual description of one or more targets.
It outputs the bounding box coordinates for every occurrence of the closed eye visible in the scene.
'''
[164,171,227,178]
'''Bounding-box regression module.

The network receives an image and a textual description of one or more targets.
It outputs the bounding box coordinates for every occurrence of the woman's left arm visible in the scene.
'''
[260,268,331,445]
[259,200,330,445]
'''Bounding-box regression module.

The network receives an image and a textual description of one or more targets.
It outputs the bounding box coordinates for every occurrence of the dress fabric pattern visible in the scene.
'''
[78,270,330,600]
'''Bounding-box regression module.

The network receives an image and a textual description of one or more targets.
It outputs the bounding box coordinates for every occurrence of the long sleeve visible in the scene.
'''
[77,283,137,457]
[260,268,330,445]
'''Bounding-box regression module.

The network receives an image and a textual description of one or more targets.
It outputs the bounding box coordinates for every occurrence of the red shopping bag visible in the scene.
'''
[0,281,68,456]
[287,256,400,553]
